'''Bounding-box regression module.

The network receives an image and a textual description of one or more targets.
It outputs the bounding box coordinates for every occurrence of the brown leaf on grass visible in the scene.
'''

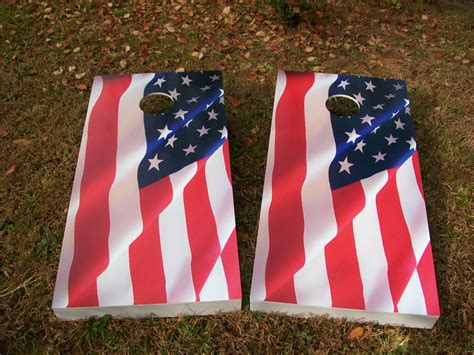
[76,84,87,91]
[143,22,150,31]
[228,96,241,107]
[120,59,127,68]
[13,139,31,146]
[5,165,16,176]
[0,129,8,137]
[348,327,364,340]
[74,72,86,79]
[222,6,231,15]
[28,69,38,76]
[243,137,253,147]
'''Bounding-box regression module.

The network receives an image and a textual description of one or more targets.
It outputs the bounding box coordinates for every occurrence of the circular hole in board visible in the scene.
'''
[325,94,360,117]
[139,93,174,115]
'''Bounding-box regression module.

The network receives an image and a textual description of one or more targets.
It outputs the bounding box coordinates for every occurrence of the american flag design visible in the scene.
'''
[250,70,440,328]
[53,72,241,320]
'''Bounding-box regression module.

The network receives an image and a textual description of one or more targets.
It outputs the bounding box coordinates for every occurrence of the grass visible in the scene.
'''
[1,1,473,352]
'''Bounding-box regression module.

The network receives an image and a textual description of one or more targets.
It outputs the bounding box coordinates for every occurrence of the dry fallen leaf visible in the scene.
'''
[165,24,175,33]
[72,47,81,53]
[5,165,16,176]
[53,67,64,75]
[13,139,31,146]
[222,6,231,15]
[28,69,38,76]
[228,96,241,107]
[175,67,185,72]
[305,46,314,53]
[348,327,364,340]
[243,137,253,147]
[75,72,86,79]
[76,84,87,91]
[119,59,127,68]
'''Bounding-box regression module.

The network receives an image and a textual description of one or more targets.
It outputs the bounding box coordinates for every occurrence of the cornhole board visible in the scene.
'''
[250,70,440,328]
[53,71,241,320]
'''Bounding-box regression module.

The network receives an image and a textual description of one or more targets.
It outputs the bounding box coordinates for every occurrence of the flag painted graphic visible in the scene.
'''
[251,70,439,322]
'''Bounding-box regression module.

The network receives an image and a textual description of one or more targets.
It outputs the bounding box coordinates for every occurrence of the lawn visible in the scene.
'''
[1,1,473,352]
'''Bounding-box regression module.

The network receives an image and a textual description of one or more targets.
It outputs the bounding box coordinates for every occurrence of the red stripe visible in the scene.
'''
[411,152,425,198]
[325,182,366,310]
[184,159,221,301]
[377,168,417,311]
[68,76,131,307]
[265,72,314,303]
[221,229,242,299]
[129,177,173,304]
[417,243,440,315]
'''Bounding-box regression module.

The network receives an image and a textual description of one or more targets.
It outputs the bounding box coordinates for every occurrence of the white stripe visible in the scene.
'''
[396,156,431,262]
[250,70,286,302]
[199,257,229,301]
[205,144,235,250]
[160,163,197,303]
[353,171,393,312]
[97,73,155,306]
[53,76,103,309]
[396,156,431,313]
[397,270,427,315]
[202,145,236,300]
[294,73,338,307]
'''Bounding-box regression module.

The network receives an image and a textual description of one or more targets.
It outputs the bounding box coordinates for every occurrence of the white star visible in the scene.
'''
[365,80,376,92]
[165,134,177,148]
[371,126,380,134]
[372,151,386,162]
[345,128,360,144]
[218,126,228,139]
[372,103,384,110]
[181,75,193,86]
[338,157,353,174]
[384,93,395,99]
[148,154,163,171]
[208,109,219,120]
[360,114,375,126]
[173,109,188,120]
[187,96,199,104]
[404,98,410,107]
[353,93,365,105]
[391,110,400,118]
[196,125,210,137]
[393,83,404,90]
[338,80,350,90]
[210,74,220,82]
[168,88,180,100]
[183,144,197,156]
[394,118,406,130]
[200,85,211,92]
[406,137,417,150]
[154,77,166,87]
[219,96,225,104]
[405,106,411,114]
[354,140,366,153]
[385,134,398,145]
[157,125,173,140]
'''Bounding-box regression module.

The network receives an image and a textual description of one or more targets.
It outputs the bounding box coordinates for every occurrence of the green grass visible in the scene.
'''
[1,1,473,352]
